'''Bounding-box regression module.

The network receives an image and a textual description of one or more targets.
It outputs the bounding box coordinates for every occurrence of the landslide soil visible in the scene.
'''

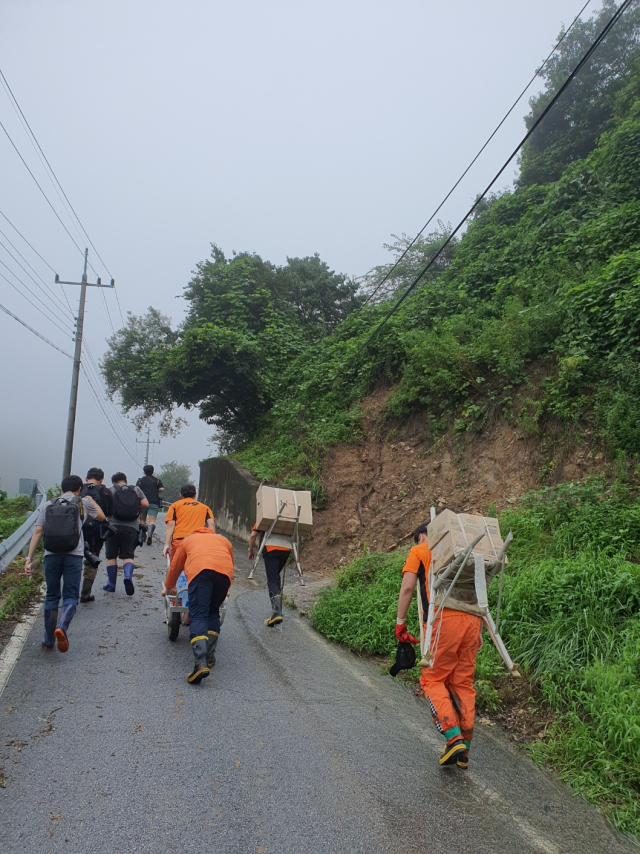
[300,385,601,576]
[298,384,602,748]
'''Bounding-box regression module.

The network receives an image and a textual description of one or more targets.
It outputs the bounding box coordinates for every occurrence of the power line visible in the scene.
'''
[358,0,634,354]
[0,118,86,256]
[83,342,139,455]
[0,236,74,324]
[0,209,57,273]
[0,68,115,279]
[0,300,72,358]
[360,0,593,309]
[0,268,73,336]
[0,69,124,327]
[80,363,139,467]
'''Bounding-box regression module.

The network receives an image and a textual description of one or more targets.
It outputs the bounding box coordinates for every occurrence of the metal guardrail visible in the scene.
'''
[0,481,46,574]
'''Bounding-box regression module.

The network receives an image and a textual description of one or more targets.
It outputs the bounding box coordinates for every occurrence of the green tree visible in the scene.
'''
[158,461,193,504]
[101,246,360,448]
[518,0,640,187]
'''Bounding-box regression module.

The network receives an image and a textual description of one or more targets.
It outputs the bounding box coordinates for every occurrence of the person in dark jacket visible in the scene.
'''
[136,464,164,545]
[79,467,115,603]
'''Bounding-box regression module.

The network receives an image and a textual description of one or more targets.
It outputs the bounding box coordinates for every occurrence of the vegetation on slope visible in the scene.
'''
[311,477,640,838]
[102,5,640,494]
[0,490,44,625]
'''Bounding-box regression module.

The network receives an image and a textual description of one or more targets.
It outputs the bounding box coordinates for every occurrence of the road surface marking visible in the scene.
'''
[0,596,41,700]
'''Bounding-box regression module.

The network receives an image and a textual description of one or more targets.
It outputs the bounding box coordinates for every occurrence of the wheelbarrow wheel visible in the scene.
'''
[168,612,181,641]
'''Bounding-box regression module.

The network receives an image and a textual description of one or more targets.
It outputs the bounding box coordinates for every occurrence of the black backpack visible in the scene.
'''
[43,497,84,553]
[81,483,114,517]
[113,485,140,521]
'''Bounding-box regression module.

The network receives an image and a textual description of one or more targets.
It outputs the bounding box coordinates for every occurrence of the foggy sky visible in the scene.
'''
[0,0,589,495]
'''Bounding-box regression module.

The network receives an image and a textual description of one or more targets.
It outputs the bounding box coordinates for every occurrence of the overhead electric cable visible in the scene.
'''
[358,0,634,353]
[0,119,86,256]
[0,69,115,278]
[0,237,74,324]
[0,209,57,273]
[0,69,124,328]
[80,364,139,467]
[0,300,72,358]
[84,342,139,454]
[361,0,593,308]
[0,269,73,336]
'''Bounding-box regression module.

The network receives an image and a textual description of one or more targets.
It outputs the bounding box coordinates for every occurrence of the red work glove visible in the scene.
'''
[395,621,419,644]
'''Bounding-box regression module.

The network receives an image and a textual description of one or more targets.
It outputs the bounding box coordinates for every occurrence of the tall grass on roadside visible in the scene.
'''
[311,551,417,655]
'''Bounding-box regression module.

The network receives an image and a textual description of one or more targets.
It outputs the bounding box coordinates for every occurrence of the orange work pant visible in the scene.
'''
[420,611,481,743]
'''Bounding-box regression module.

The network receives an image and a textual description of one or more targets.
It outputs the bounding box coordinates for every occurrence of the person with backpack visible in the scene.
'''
[136,464,164,545]
[24,474,105,653]
[104,472,148,596]
[163,485,215,558]
[79,467,115,603]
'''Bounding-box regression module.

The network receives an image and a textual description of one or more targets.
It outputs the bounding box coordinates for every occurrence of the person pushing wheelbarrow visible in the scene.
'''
[162,527,234,685]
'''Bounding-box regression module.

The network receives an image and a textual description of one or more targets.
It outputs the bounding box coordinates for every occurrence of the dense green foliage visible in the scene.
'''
[158,460,193,504]
[311,477,640,837]
[518,0,640,187]
[102,5,640,490]
[102,252,360,443]
[0,495,31,540]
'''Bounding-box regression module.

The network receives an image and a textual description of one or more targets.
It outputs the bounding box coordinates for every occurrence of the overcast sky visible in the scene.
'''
[0,0,593,495]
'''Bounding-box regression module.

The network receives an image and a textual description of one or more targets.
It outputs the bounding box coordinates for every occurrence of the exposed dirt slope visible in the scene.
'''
[301,386,600,575]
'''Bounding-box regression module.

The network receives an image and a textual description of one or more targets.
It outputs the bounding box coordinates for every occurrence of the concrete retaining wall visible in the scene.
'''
[198,457,259,541]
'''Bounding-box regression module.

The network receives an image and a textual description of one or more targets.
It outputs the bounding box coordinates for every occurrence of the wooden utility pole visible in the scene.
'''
[58,249,114,479]
[137,426,160,467]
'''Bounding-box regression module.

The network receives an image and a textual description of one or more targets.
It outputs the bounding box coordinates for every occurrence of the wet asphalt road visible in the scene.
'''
[0,524,636,854]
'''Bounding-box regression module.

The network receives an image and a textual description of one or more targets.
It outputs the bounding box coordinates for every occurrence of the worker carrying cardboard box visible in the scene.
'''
[248,525,291,626]
[249,485,313,626]
[395,523,482,769]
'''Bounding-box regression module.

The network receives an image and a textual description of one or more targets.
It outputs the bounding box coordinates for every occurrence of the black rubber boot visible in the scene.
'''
[147,523,155,546]
[123,562,135,596]
[43,609,57,650]
[206,631,219,668]
[187,637,210,684]
[80,576,95,603]
[265,594,283,627]
[439,739,467,766]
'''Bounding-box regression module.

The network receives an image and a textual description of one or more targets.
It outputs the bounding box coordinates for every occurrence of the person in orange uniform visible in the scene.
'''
[163,484,215,558]
[395,523,482,769]
[247,525,291,626]
[162,528,234,684]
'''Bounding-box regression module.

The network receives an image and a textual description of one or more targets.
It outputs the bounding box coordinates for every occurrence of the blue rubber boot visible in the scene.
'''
[123,562,135,596]
[43,609,57,651]
[103,564,117,592]
[54,604,76,653]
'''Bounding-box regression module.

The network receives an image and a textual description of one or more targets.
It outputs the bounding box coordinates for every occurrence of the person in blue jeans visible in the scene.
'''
[25,475,104,653]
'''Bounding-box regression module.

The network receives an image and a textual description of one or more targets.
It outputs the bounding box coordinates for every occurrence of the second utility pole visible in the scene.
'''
[137,425,160,466]
[58,248,114,479]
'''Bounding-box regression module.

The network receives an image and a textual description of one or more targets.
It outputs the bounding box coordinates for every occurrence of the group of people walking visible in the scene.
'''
[24,467,237,687]
[25,470,482,766]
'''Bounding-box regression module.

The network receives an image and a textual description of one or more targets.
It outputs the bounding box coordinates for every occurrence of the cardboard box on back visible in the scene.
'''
[428,509,503,572]
[255,485,313,536]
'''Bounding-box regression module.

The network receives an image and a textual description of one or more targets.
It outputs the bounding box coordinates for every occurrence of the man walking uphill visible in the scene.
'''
[163,485,214,557]
[395,524,482,769]
[24,475,105,653]
[248,525,291,626]
[136,464,164,545]
[162,528,234,685]
[79,467,114,603]
[104,473,148,596]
